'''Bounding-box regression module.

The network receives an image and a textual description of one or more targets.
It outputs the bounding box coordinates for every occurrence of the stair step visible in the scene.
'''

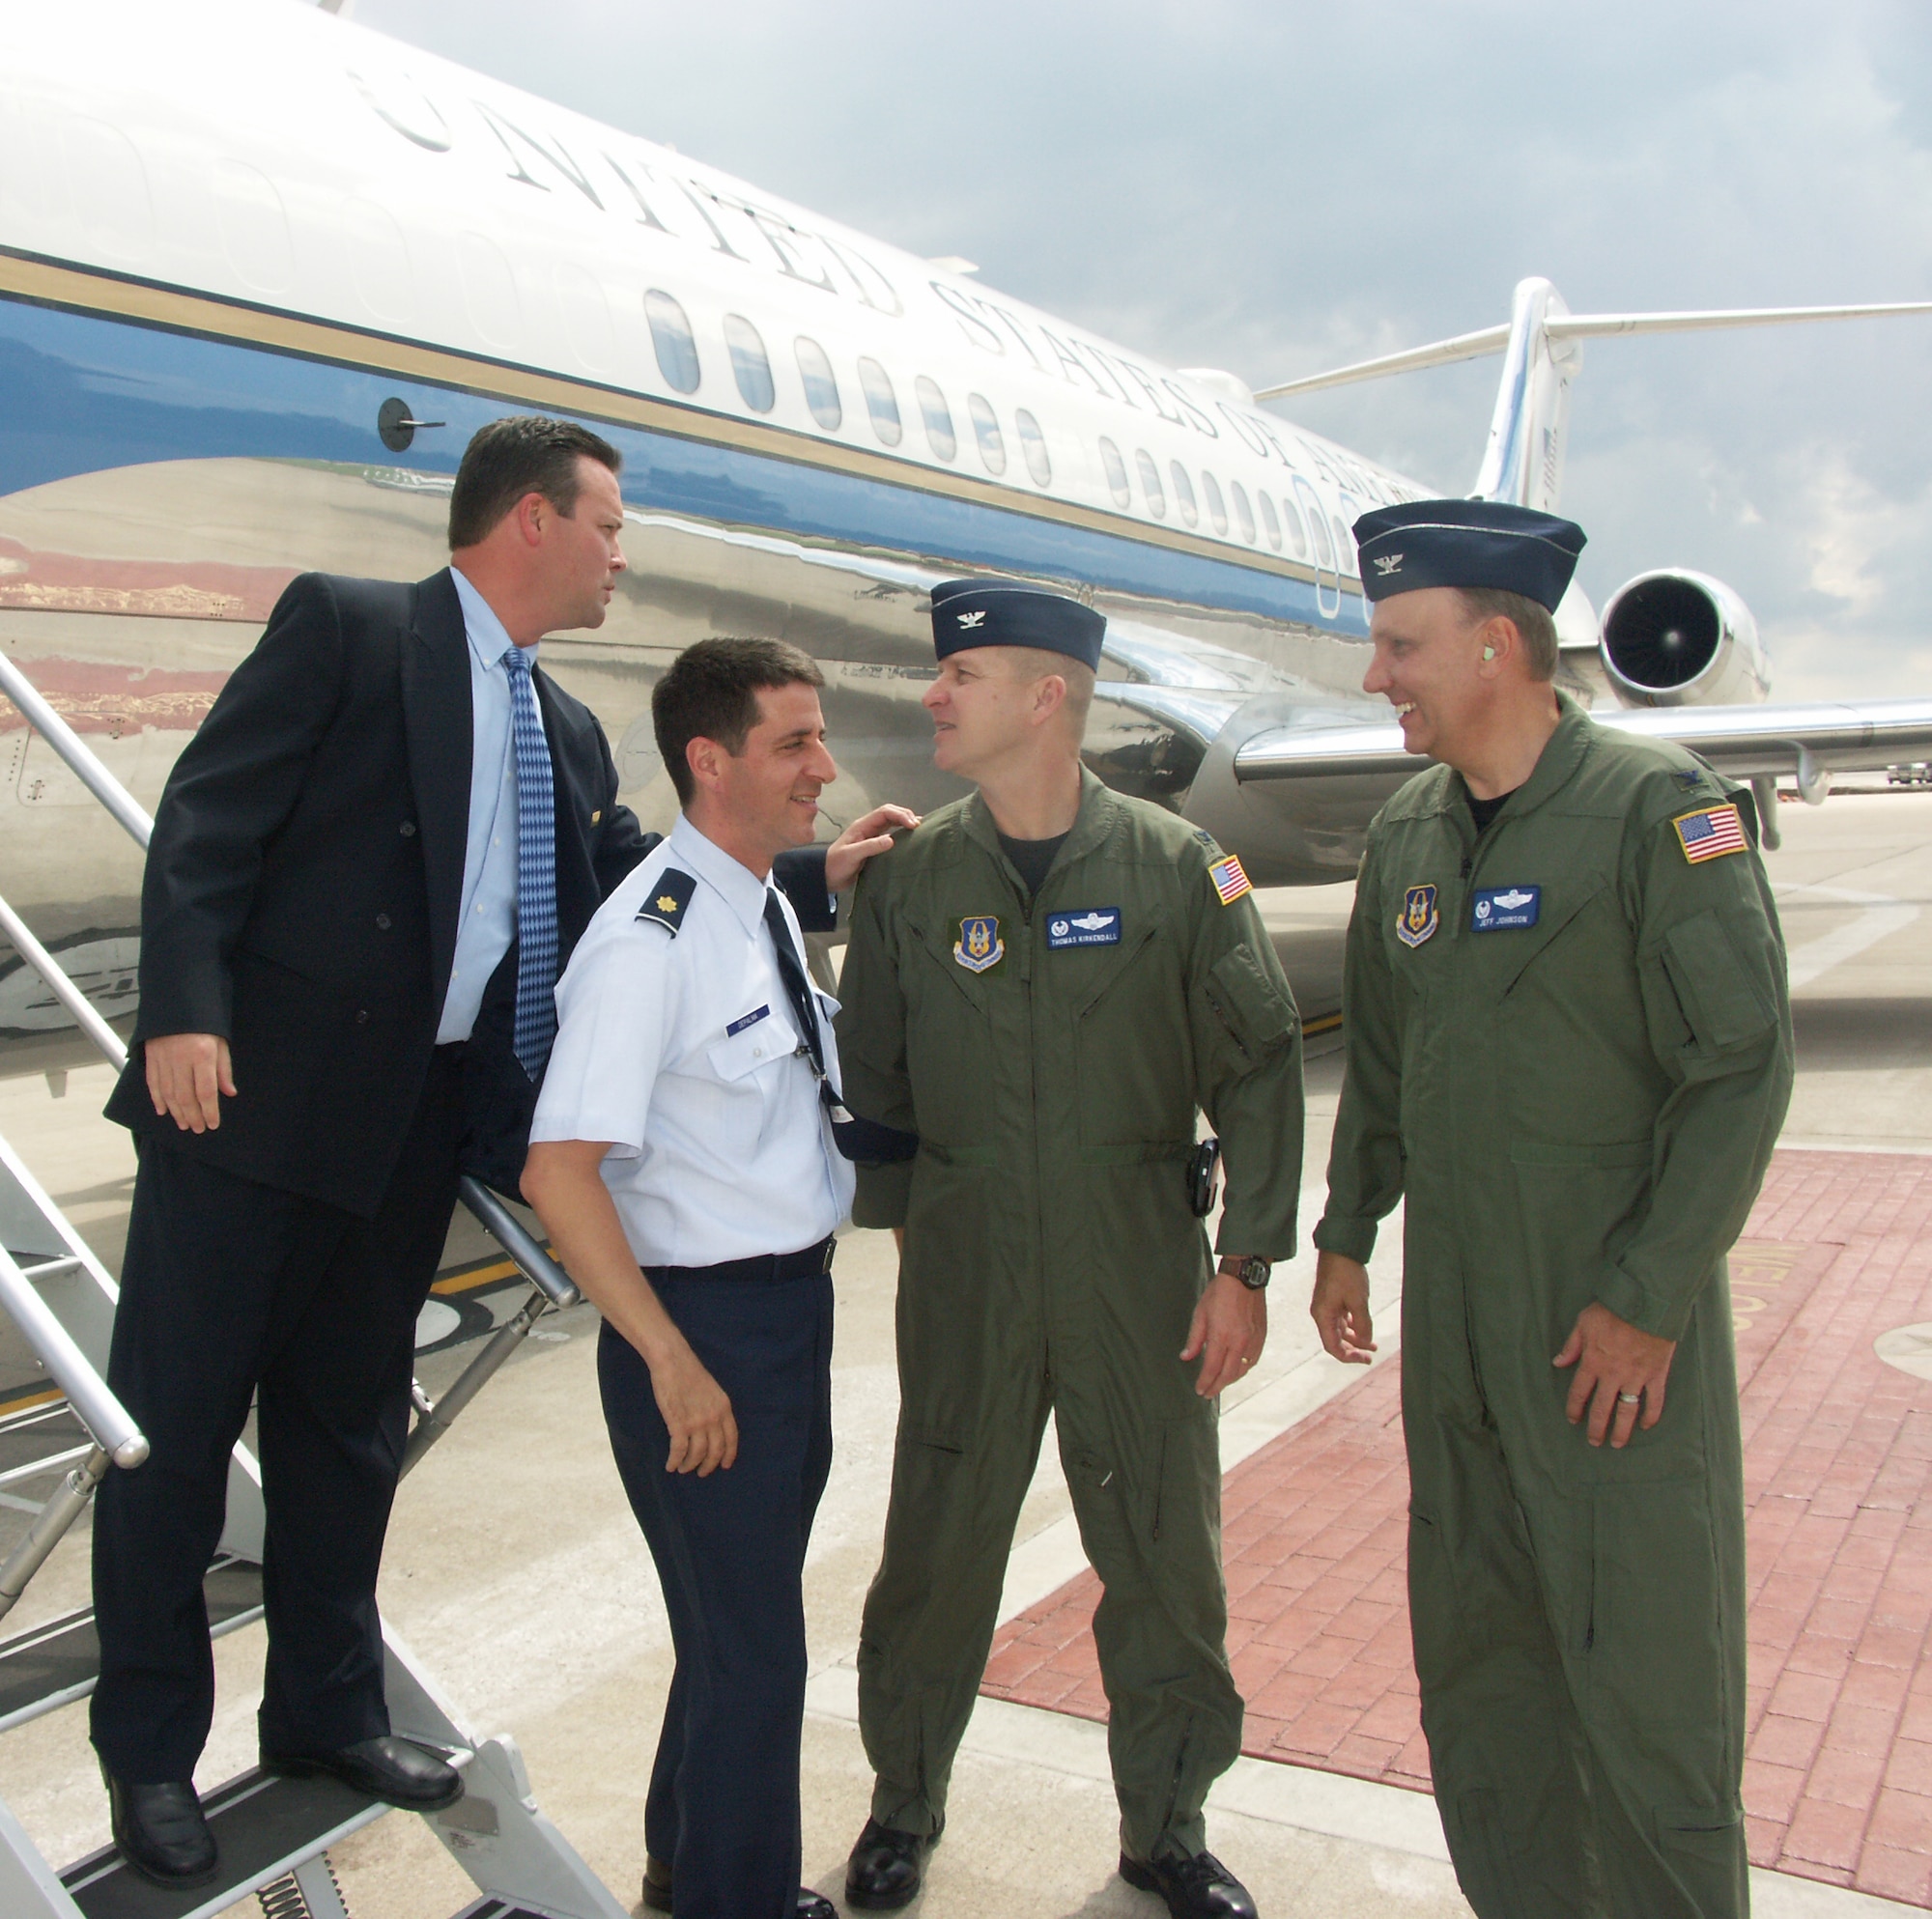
[451,1904,578,1919]
[0,1559,263,1734]
[61,1764,389,1919]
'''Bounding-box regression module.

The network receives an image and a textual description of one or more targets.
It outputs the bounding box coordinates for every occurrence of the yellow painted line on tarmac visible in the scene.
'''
[1301,1012,1343,1037]
[432,1258,520,1297]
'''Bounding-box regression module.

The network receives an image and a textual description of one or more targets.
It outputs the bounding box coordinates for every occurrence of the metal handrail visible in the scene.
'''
[0,1248,145,1468]
[456,1177,580,1310]
[0,654,154,849]
[0,891,128,1069]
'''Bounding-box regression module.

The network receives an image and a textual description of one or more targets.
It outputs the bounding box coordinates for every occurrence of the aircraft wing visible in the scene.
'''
[1233,697,1932,782]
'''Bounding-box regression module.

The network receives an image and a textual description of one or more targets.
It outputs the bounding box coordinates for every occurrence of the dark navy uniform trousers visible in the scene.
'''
[91,1049,464,1780]
[598,1261,835,1919]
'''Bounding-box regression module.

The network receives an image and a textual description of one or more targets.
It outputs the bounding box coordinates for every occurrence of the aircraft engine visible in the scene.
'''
[1599,569,1770,707]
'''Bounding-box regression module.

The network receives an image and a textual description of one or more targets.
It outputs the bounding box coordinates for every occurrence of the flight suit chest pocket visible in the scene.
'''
[706,1012,801,1081]
[1493,878,1617,996]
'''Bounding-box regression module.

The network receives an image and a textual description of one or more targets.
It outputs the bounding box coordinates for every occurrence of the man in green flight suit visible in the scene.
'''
[1311,499,1792,1919]
[835,579,1304,1919]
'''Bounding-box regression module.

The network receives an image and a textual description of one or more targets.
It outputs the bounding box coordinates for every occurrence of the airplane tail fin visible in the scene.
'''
[1471,277,1581,510]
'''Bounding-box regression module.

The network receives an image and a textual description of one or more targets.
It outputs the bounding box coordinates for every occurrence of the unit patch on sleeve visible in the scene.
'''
[635,867,696,934]
[1673,804,1747,864]
[1471,885,1541,932]
[953,915,1005,973]
[1046,907,1122,949]
[1208,855,1252,905]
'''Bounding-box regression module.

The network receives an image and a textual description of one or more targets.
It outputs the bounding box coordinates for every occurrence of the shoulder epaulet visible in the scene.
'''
[635,868,696,935]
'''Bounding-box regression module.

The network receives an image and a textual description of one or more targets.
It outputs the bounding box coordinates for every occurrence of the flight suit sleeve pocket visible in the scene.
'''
[1204,947,1295,1060]
[1658,909,1776,1054]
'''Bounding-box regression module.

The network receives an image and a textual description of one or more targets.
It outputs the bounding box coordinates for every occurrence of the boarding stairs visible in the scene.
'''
[0,656,629,1919]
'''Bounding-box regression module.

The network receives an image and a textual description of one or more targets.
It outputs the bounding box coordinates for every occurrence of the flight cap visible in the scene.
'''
[1352,498,1586,611]
[929,577,1105,671]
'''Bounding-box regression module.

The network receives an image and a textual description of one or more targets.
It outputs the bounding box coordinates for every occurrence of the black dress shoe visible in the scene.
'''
[846,1816,942,1910]
[264,1735,464,1810]
[1120,1848,1259,1919]
[104,1773,218,1889]
[642,1855,837,1918]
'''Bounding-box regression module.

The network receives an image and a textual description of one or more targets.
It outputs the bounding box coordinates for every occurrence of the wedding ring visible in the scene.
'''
[1617,1391,1641,1405]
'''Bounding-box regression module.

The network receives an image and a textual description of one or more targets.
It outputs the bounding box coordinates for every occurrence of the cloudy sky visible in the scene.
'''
[353,0,1932,701]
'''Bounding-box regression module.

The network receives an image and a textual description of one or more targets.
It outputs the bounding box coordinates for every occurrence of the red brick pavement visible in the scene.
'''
[980,1149,1932,1905]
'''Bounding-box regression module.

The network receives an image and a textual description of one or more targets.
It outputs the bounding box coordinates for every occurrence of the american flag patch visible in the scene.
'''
[1673,804,1747,863]
[1208,854,1252,904]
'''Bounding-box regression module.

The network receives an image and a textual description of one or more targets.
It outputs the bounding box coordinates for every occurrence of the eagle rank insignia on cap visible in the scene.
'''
[635,868,696,935]
[1396,883,1439,948]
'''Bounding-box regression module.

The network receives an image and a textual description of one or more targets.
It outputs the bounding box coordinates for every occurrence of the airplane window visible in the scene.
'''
[968,393,1007,475]
[1169,462,1199,529]
[1281,494,1311,560]
[1308,500,1336,569]
[917,376,957,461]
[1099,437,1131,508]
[1201,470,1229,537]
[645,289,700,394]
[1135,448,1166,518]
[859,356,902,446]
[795,336,841,430]
[1230,480,1257,545]
[724,314,776,413]
[1333,515,1356,576]
[1016,409,1052,487]
[1257,490,1283,551]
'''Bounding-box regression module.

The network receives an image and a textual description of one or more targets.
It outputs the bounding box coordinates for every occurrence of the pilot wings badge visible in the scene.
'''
[1395,883,1439,948]
[954,915,1004,973]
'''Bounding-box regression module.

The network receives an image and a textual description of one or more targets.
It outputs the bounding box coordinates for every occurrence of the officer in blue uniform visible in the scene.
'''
[524,637,912,1919]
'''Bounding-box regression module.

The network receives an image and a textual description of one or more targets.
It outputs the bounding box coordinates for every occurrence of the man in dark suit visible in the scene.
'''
[90,416,904,1889]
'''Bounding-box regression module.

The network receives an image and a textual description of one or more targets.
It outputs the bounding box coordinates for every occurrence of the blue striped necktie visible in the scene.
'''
[500,644,557,1080]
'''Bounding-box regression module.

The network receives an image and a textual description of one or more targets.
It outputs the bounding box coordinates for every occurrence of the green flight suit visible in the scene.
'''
[1315,695,1792,1919]
[837,768,1303,1862]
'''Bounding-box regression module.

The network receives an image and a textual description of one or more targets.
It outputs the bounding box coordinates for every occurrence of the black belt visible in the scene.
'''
[643,1234,836,1286]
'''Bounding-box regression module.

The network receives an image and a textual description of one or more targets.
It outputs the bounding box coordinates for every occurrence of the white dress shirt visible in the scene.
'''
[436,567,535,1045]
[530,814,854,1266]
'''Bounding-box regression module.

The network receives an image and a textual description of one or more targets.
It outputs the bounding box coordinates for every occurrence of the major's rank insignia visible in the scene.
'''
[635,867,696,935]
[954,915,1004,973]
[1396,883,1439,948]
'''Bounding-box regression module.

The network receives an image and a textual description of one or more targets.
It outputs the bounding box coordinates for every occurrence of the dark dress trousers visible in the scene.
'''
[91,569,832,1779]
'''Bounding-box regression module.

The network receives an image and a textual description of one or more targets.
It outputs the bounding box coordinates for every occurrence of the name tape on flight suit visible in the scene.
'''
[1046,908,1122,948]
[635,868,696,934]
[1471,885,1540,931]
[1673,804,1747,864]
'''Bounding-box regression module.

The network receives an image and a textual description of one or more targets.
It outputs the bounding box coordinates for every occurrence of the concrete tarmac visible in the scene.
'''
[0,791,1926,1917]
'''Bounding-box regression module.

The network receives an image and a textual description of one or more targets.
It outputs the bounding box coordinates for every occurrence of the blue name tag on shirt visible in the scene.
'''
[1470,885,1541,932]
[725,1004,771,1036]
[1046,907,1122,948]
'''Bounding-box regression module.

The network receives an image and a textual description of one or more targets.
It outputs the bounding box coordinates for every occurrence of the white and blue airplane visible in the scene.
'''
[2,0,1929,1071]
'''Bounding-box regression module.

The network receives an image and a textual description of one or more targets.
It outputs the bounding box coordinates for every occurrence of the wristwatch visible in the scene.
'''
[1219,1255,1271,1291]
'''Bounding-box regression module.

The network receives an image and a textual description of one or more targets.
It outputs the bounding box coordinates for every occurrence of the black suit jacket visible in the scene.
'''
[106,569,833,1215]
